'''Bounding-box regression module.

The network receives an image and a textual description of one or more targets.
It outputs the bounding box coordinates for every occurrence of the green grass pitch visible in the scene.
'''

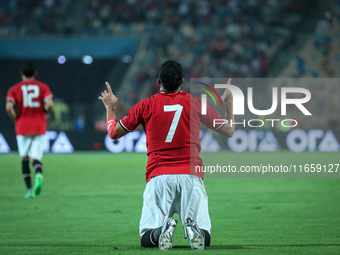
[0,151,339,255]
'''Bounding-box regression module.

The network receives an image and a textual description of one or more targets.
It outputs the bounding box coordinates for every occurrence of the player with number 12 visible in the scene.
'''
[6,62,54,198]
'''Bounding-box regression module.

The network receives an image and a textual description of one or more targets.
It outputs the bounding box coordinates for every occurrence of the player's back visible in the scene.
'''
[120,91,203,181]
[120,89,222,181]
[144,90,202,153]
[6,79,53,136]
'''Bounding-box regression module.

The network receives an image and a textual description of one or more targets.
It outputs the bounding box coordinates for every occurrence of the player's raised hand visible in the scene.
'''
[221,78,233,104]
[98,82,118,108]
[106,81,118,105]
[105,82,113,96]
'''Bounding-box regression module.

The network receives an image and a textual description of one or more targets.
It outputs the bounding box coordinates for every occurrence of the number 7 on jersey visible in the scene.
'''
[164,104,183,142]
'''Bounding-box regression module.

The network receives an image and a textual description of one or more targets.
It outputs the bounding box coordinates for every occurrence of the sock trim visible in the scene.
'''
[33,164,42,170]
[150,229,157,246]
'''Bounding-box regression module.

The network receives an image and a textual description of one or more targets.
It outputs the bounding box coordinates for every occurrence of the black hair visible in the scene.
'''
[21,62,36,78]
[159,60,183,92]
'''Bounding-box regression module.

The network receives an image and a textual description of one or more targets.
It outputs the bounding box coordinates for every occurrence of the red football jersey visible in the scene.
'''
[119,91,224,182]
[6,79,53,136]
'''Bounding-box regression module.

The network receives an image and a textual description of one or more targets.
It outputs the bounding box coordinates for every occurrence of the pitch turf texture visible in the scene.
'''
[0,152,339,255]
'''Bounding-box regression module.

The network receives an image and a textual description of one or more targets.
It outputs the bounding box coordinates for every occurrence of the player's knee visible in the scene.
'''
[32,160,43,174]
[22,156,29,161]
[32,159,42,166]
[202,229,211,247]
[140,229,157,248]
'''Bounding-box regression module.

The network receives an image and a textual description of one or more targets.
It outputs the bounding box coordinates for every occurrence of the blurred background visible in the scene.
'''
[0,0,339,153]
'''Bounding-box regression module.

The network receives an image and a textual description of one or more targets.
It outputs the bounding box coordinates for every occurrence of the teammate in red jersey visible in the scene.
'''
[99,60,234,250]
[6,62,53,198]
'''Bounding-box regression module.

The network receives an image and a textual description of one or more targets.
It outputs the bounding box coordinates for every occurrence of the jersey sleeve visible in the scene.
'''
[42,84,53,102]
[6,87,16,104]
[200,103,225,131]
[119,100,146,132]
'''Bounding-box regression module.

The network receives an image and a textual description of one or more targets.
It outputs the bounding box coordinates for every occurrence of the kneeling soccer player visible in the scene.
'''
[99,60,234,250]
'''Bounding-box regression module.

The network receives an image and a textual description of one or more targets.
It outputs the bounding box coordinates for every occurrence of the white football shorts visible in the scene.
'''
[16,135,45,161]
[139,174,211,237]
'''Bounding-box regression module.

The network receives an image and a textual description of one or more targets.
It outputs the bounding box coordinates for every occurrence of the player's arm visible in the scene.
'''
[98,82,129,139]
[44,98,53,113]
[5,101,17,122]
[216,79,235,138]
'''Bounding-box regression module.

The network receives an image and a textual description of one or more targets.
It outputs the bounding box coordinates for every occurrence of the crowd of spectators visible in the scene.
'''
[89,0,316,109]
[0,0,71,37]
[281,1,340,130]
[4,0,336,131]
[0,0,317,82]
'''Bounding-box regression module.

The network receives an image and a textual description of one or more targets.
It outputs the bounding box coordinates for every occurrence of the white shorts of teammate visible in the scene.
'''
[139,174,211,237]
[16,135,45,161]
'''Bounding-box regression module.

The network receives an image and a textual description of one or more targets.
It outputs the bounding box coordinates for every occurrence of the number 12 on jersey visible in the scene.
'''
[164,104,183,142]
[21,85,40,108]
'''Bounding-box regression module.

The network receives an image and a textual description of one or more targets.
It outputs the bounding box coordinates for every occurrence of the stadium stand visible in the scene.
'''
[280,2,340,78]
[269,1,340,130]
[1,0,337,131]
[0,0,72,37]
[91,0,317,110]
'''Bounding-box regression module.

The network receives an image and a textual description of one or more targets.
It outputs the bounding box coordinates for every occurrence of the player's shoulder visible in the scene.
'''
[139,97,152,106]
[34,80,50,88]
[187,93,201,104]
[10,80,49,89]
[179,91,195,104]
[131,97,152,112]
[151,91,197,106]
[180,90,191,97]
[177,90,198,100]
[8,81,24,92]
